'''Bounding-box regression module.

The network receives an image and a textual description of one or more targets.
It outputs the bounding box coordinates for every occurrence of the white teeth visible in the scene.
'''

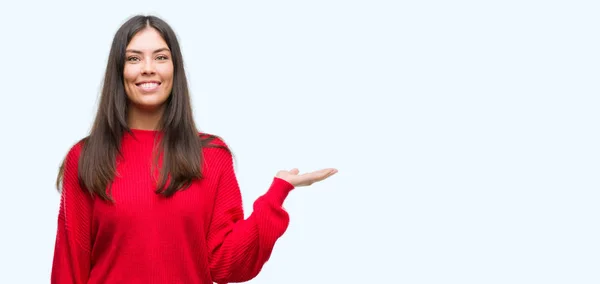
[140,83,159,89]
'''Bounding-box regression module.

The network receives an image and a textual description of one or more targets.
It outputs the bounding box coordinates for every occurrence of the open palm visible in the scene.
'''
[276,168,338,187]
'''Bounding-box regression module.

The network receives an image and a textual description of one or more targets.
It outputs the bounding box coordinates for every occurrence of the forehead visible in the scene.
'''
[126,28,169,51]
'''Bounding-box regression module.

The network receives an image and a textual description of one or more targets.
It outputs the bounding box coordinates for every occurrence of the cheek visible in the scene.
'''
[123,67,138,83]
[159,64,174,83]
[158,68,174,94]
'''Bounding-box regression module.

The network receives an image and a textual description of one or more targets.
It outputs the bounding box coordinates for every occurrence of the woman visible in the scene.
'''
[51,15,337,284]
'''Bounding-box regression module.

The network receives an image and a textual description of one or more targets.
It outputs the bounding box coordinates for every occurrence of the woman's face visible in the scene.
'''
[123,27,174,111]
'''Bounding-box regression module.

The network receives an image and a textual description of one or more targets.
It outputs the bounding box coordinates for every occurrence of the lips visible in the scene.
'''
[135,81,161,92]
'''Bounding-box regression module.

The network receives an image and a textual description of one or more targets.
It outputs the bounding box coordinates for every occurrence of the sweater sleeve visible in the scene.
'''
[207,149,295,283]
[51,144,93,284]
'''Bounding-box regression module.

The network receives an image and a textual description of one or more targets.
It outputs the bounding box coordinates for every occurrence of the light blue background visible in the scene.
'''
[0,0,598,283]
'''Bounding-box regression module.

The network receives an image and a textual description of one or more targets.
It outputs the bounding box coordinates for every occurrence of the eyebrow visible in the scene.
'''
[126,47,170,54]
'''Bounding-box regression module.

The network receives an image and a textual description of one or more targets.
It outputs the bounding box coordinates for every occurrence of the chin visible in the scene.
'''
[130,95,169,111]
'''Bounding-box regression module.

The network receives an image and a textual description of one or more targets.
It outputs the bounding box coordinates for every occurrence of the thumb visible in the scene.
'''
[289,168,300,175]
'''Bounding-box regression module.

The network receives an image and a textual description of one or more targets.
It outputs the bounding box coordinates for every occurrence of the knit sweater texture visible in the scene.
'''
[51,129,294,284]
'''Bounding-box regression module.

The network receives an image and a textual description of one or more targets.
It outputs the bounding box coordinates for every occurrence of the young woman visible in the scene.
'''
[51,15,337,284]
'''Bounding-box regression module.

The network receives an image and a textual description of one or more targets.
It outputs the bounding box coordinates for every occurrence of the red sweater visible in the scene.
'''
[51,129,295,284]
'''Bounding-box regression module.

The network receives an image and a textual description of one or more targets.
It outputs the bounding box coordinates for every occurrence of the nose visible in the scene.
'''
[141,59,156,75]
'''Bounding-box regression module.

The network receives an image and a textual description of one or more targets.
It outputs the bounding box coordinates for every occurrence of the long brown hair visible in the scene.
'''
[56,15,228,201]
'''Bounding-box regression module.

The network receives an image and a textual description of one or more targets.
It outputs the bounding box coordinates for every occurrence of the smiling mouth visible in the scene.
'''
[136,82,161,92]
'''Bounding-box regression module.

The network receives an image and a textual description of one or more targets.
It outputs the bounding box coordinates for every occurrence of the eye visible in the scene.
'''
[127,56,140,62]
[156,55,169,60]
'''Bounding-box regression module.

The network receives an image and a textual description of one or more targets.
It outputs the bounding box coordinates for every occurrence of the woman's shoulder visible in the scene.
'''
[198,132,234,169]
[198,132,227,147]
[64,136,89,161]
[198,132,232,155]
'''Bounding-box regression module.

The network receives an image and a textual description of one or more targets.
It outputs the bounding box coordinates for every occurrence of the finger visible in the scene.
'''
[299,168,337,185]
[316,168,337,176]
[324,169,338,179]
[318,168,337,181]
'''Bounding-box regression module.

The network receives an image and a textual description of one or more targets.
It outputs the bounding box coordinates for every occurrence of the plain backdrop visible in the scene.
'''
[0,0,599,283]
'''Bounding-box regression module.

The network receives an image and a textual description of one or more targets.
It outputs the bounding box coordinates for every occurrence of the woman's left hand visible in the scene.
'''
[276,168,338,187]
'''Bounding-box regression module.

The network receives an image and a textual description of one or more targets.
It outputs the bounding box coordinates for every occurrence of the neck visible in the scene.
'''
[127,104,165,130]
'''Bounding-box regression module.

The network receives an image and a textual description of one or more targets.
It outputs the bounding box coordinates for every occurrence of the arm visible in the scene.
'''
[207,149,294,283]
[51,144,93,284]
